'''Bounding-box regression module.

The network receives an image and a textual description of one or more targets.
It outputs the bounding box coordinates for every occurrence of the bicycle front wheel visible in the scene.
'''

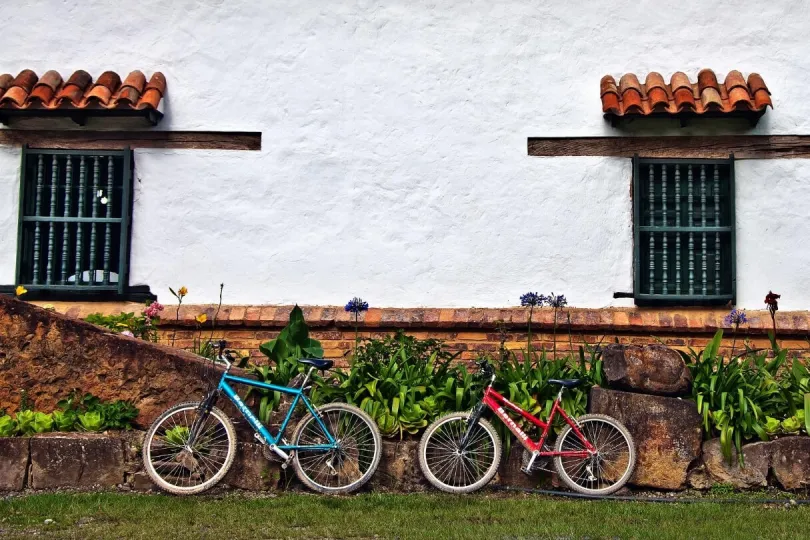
[142,401,236,495]
[291,403,382,494]
[418,411,502,494]
[554,413,636,495]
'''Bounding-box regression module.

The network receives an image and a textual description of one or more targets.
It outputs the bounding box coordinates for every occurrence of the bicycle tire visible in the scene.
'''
[142,401,237,495]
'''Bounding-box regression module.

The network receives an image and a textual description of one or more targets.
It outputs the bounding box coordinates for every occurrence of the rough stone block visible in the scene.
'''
[701,438,770,489]
[30,433,126,489]
[770,436,810,490]
[589,386,702,490]
[0,437,29,491]
[602,343,692,396]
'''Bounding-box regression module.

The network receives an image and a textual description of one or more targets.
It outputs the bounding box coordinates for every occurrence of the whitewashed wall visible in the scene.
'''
[2,1,810,309]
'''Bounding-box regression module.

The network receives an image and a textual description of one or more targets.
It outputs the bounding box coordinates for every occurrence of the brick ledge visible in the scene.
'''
[33,302,810,336]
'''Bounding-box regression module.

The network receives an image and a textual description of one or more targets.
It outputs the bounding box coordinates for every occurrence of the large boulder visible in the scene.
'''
[0,296,244,428]
[0,437,29,490]
[700,439,770,489]
[770,436,810,490]
[370,439,427,491]
[223,442,282,491]
[601,344,692,396]
[589,386,702,490]
[29,432,127,489]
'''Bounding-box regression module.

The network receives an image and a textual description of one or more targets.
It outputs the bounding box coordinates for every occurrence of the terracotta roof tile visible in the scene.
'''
[601,69,772,117]
[0,69,165,111]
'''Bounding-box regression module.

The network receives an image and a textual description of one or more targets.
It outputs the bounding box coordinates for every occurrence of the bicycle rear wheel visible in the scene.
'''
[291,403,381,494]
[554,413,635,495]
[142,401,236,495]
[418,411,502,494]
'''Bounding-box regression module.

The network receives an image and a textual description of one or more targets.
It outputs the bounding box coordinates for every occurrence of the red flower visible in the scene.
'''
[764,291,781,312]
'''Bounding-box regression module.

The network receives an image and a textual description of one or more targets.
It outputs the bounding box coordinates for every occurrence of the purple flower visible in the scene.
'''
[724,308,748,327]
[547,293,568,309]
[345,297,369,314]
[520,292,545,307]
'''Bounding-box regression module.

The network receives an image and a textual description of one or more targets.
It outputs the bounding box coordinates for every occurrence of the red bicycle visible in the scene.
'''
[418,359,636,495]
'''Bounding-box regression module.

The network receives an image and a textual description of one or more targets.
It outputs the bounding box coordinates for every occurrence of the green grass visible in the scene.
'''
[0,491,808,539]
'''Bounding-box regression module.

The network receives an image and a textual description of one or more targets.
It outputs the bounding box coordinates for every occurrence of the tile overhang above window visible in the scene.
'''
[601,69,771,125]
[0,69,165,126]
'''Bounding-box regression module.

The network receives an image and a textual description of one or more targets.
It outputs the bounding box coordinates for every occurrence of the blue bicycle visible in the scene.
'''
[142,341,382,495]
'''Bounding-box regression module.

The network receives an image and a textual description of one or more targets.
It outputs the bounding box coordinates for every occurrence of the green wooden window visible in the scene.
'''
[633,156,735,305]
[15,147,133,295]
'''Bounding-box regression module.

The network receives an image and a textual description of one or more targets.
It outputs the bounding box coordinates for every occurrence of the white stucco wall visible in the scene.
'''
[2,1,810,308]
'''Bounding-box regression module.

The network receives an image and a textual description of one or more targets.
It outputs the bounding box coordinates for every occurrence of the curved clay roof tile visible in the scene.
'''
[11,70,38,92]
[144,72,166,95]
[724,70,747,90]
[700,87,724,110]
[65,70,93,89]
[673,86,696,111]
[644,72,666,91]
[136,72,167,109]
[697,69,720,92]
[747,73,769,95]
[601,91,620,114]
[618,73,642,95]
[0,73,13,94]
[600,75,618,96]
[55,70,93,106]
[83,71,123,106]
[648,86,669,109]
[670,71,692,92]
[113,70,147,106]
[29,70,64,106]
[728,86,753,109]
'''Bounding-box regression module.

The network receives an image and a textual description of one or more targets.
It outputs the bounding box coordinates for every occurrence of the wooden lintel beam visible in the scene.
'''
[0,130,261,151]
[527,135,810,159]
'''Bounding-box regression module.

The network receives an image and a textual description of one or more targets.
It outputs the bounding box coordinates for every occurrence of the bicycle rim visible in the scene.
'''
[420,413,500,492]
[293,404,379,492]
[144,404,235,494]
[555,416,634,495]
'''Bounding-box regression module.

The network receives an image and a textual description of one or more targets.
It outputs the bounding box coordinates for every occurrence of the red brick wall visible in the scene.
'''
[35,302,810,366]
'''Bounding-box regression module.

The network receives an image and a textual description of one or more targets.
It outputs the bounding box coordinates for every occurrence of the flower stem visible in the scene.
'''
[552,308,559,361]
[527,306,533,360]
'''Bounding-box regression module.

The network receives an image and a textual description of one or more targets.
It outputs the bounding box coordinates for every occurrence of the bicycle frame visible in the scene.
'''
[482,386,594,458]
[212,371,338,461]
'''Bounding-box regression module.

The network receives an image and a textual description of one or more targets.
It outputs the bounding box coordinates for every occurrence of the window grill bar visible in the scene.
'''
[74,156,86,285]
[675,164,681,294]
[61,155,72,284]
[45,155,58,285]
[661,164,668,295]
[648,164,655,294]
[88,157,100,285]
[103,156,113,285]
[714,165,721,293]
[687,165,695,295]
[700,165,708,295]
[32,155,44,285]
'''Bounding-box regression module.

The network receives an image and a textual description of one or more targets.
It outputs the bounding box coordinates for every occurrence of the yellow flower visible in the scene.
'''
[195,313,208,324]
[178,286,188,298]
[43,304,55,311]
[15,285,27,296]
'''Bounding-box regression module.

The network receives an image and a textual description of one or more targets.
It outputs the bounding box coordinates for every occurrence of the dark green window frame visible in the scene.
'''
[14,146,134,297]
[632,155,736,306]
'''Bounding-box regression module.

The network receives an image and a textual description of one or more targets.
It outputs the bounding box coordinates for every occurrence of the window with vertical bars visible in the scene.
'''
[633,156,735,305]
[15,147,133,295]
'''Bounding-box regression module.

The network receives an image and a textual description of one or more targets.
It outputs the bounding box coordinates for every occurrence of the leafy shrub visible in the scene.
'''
[52,410,77,432]
[685,330,786,463]
[77,411,104,432]
[313,331,478,437]
[247,305,324,424]
[85,311,158,341]
[164,426,190,446]
[14,410,36,435]
[0,415,18,437]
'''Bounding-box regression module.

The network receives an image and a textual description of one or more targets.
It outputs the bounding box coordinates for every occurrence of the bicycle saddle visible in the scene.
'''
[548,378,582,388]
[297,358,334,370]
